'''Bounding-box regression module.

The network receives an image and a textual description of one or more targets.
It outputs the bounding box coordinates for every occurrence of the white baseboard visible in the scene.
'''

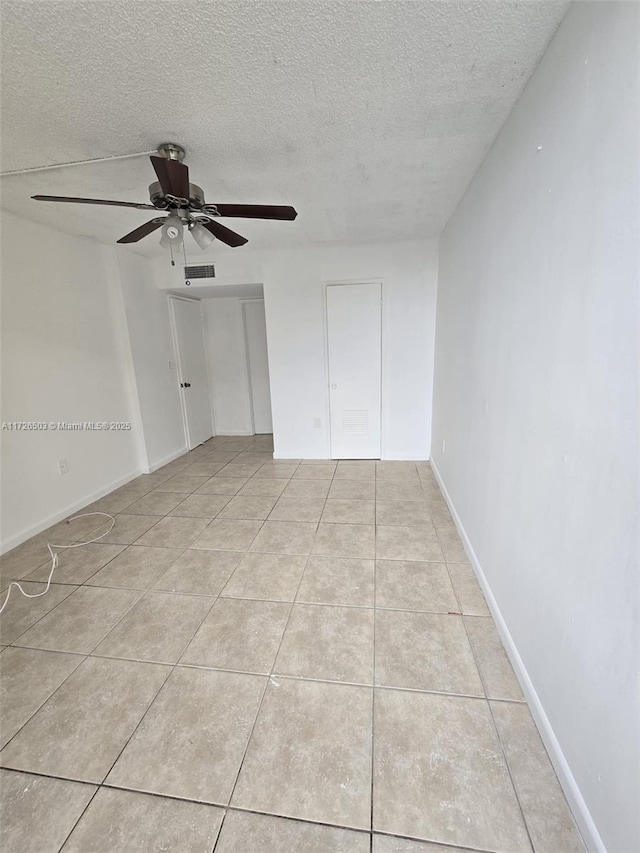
[273,452,327,460]
[1,467,143,555]
[273,454,430,461]
[430,459,605,853]
[382,453,430,461]
[214,429,254,437]
[144,445,188,473]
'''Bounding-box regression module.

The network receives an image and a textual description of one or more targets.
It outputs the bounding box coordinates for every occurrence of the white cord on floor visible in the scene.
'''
[0,512,115,615]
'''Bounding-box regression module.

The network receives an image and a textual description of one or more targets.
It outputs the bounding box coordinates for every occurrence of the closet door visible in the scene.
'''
[326,282,382,459]
[169,296,213,449]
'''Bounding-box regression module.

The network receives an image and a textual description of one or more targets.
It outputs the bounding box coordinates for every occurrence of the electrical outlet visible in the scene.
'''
[314,418,322,429]
[441,440,446,454]
[58,458,69,475]
[168,360,175,370]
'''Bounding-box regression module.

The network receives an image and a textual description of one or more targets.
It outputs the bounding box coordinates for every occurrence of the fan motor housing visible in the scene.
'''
[148,181,205,210]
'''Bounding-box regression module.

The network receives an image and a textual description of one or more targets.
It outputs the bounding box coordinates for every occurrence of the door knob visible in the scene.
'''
[184,382,191,388]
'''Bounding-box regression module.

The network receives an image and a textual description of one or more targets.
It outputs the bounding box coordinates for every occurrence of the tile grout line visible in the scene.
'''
[1,583,79,648]
[54,780,103,853]
[11,575,494,609]
[56,441,277,847]
[1,763,513,853]
[1,449,546,850]
[0,649,91,756]
[2,440,236,552]
[460,603,537,853]
[369,463,380,851]
[90,478,259,773]
[3,451,307,658]
[73,443,257,554]
[211,810,229,851]
[51,439,271,851]
[434,481,536,853]
[220,457,333,825]
[5,643,533,700]
[0,441,264,799]
[422,464,538,851]
[9,581,147,660]
[97,456,277,578]
[12,472,448,578]
[5,467,423,759]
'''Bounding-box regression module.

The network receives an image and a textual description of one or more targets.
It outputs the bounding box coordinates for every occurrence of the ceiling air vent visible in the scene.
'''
[184,264,215,285]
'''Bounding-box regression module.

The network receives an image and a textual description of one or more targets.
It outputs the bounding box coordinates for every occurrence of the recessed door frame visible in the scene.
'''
[168,294,214,449]
[323,279,385,460]
[240,296,274,436]
[241,297,260,435]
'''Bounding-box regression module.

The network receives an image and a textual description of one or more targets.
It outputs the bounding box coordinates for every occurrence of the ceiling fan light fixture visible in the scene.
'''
[190,221,215,250]
[159,215,184,248]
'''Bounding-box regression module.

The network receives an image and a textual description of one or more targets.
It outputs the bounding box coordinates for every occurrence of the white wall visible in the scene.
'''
[266,242,438,459]
[117,249,186,470]
[159,238,439,459]
[203,298,254,435]
[430,4,638,852]
[0,212,141,551]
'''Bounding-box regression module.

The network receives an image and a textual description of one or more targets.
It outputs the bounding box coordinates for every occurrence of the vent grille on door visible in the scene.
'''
[184,264,215,281]
[342,410,369,435]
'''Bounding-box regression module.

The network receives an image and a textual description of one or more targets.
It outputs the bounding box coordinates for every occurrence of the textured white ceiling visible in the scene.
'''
[0,0,568,252]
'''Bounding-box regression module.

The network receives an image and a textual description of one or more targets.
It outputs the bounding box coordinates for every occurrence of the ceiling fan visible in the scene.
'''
[31,142,297,252]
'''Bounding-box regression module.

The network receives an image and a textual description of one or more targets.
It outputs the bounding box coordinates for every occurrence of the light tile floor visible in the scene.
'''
[0,435,586,852]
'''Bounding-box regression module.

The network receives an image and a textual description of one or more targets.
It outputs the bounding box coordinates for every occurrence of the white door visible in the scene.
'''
[169,297,213,449]
[327,282,382,459]
[243,300,273,434]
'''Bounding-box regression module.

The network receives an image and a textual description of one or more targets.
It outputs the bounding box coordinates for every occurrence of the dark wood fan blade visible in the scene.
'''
[200,219,248,247]
[117,218,165,244]
[204,203,297,220]
[166,159,190,199]
[32,195,156,210]
[150,156,189,199]
[150,156,172,196]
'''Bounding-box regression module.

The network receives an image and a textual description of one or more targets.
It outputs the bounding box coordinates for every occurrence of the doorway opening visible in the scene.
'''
[242,299,273,435]
[169,284,273,441]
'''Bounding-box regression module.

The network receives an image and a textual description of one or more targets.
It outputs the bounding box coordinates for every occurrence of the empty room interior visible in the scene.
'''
[0,2,637,852]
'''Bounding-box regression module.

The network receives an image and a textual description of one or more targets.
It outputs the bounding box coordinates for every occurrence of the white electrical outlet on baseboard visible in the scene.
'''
[58,458,69,475]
